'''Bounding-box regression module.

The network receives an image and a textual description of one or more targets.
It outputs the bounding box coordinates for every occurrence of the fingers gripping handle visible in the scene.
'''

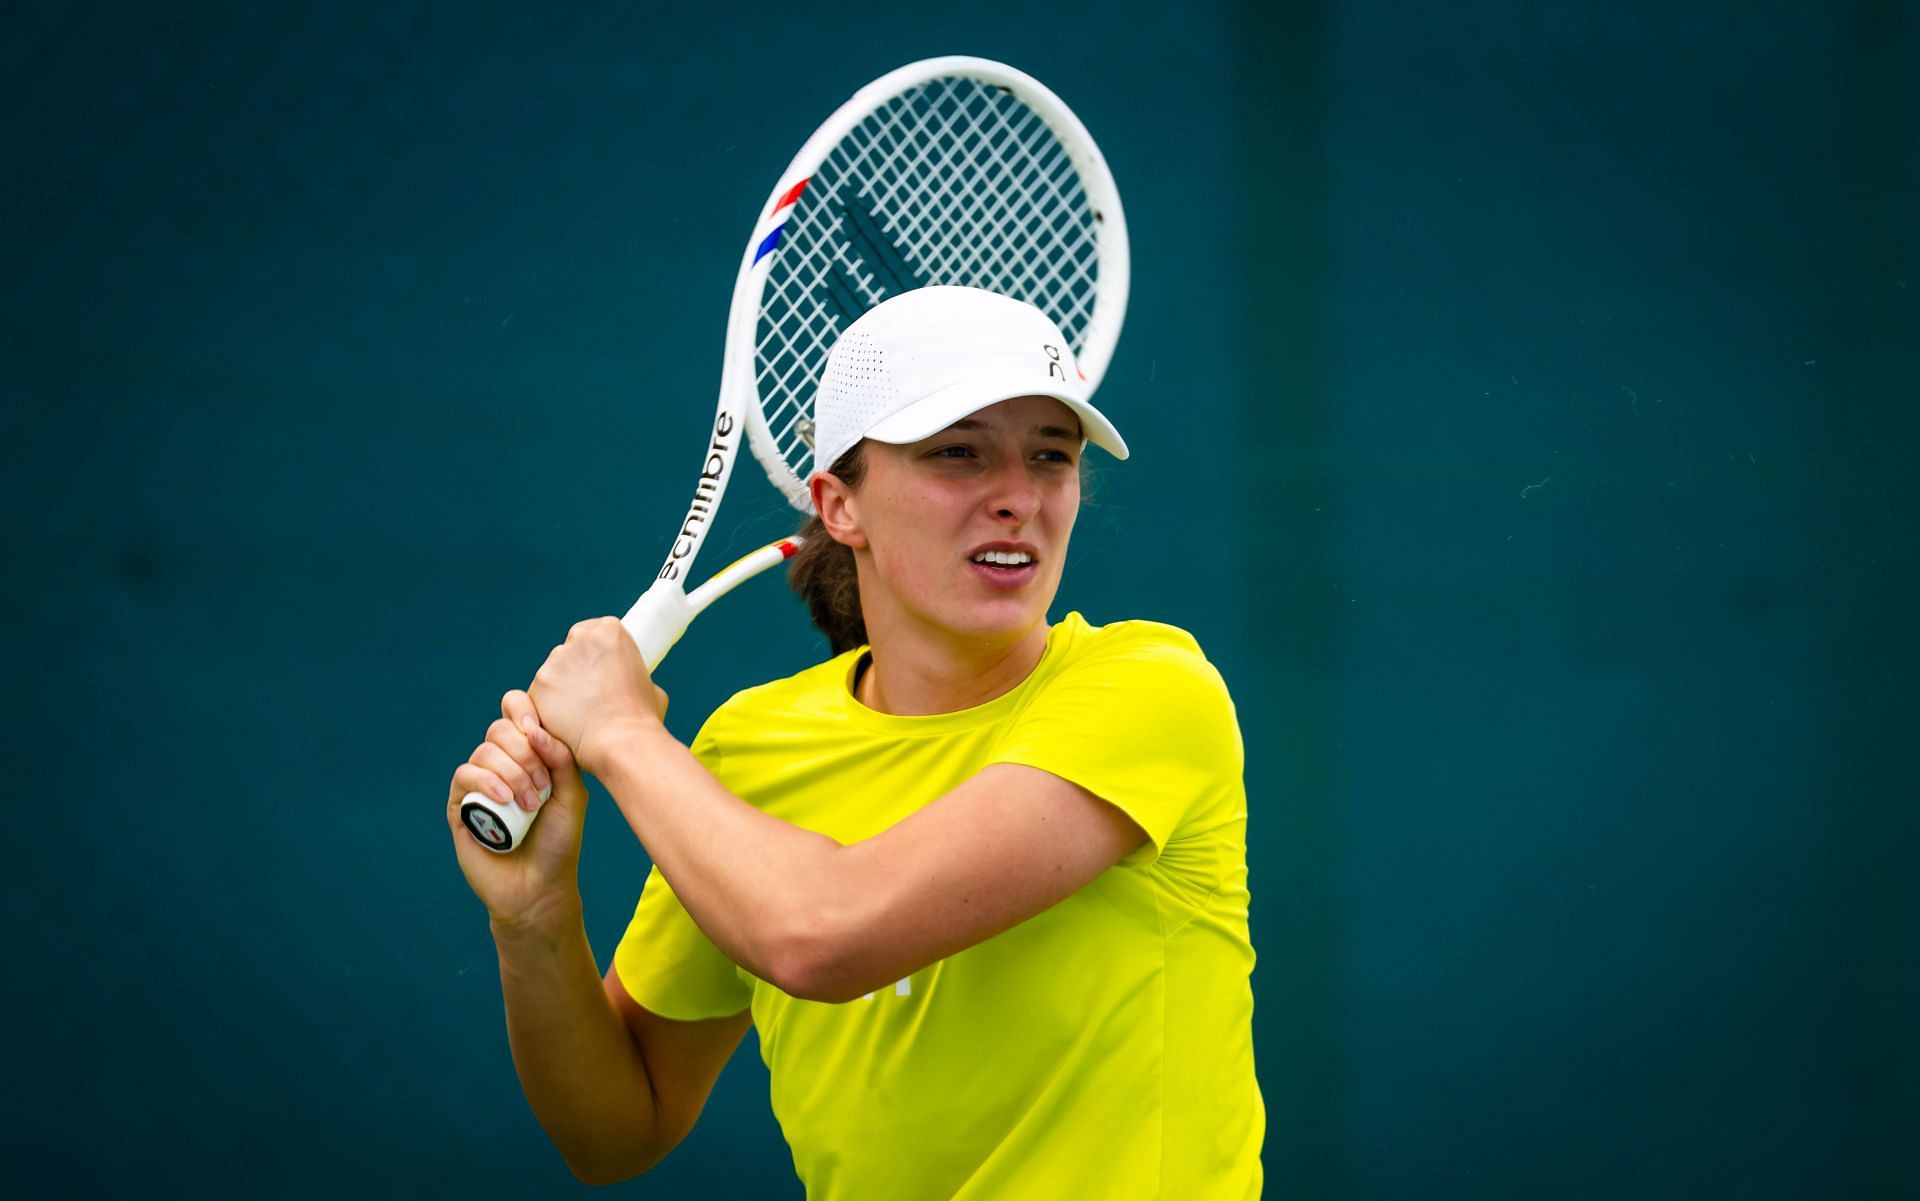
[456,580,694,854]
[457,540,801,853]
[458,781,551,855]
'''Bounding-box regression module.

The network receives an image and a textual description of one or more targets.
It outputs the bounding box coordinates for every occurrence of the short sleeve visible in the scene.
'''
[611,865,754,1019]
[990,623,1243,861]
[608,716,755,1019]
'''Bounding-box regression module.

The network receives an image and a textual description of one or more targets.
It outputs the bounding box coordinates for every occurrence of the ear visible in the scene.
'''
[810,472,869,549]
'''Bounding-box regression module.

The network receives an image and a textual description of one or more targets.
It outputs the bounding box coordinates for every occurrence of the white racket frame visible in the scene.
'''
[461,55,1130,853]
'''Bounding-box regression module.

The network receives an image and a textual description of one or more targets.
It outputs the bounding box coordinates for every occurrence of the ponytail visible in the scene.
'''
[787,444,869,655]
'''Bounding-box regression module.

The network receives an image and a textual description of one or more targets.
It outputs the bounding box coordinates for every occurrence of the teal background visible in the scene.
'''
[3,1,1914,1197]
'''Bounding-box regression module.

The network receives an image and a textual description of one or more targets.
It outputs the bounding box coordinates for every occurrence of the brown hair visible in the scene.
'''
[787,443,869,654]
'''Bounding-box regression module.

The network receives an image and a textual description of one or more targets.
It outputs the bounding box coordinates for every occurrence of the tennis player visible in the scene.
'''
[447,286,1263,1198]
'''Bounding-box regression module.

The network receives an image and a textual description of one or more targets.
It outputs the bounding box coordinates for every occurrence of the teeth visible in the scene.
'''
[973,550,1033,566]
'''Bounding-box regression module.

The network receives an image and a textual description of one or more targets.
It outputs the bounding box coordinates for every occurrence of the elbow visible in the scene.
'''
[561,1131,671,1188]
[567,1162,633,1189]
[777,967,869,1006]
[564,1148,660,1188]
[761,908,870,1004]
[565,1158,631,1188]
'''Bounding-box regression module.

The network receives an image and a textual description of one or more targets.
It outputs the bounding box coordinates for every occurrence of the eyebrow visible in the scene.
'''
[946,418,1083,440]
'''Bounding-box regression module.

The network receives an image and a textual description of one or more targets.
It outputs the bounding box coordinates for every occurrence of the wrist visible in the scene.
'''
[488,891,585,949]
[577,715,668,779]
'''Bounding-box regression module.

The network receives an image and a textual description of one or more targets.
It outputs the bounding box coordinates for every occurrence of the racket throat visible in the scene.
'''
[657,409,742,587]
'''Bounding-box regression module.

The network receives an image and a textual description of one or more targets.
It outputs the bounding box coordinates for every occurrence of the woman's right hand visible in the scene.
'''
[446,689,591,935]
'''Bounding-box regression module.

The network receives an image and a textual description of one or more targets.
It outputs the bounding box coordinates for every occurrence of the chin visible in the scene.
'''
[935,595,1053,645]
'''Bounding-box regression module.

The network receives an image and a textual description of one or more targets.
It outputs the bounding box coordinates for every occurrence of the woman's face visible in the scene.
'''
[834,394,1083,650]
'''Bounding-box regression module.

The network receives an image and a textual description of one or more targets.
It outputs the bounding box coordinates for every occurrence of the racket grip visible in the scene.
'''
[458,782,550,855]
[457,541,799,853]
[457,580,695,853]
[621,577,698,670]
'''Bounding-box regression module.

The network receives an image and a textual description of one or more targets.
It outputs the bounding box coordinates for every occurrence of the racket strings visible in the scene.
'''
[886,93,1096,312]
[837,87,1096,324]
[755,76,1104,487]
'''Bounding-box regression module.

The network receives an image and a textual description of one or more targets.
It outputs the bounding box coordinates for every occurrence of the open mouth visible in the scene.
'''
[967,547,1038,587]
[971,550,1035,570]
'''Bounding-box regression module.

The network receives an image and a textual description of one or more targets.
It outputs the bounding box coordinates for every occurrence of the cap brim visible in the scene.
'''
[860,374,1129,461]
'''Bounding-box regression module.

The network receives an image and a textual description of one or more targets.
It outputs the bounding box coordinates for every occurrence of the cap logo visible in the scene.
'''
[1043,343,1065,381]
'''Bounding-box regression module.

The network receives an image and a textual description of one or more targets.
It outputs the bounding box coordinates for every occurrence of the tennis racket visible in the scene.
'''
[461,54,1131,852]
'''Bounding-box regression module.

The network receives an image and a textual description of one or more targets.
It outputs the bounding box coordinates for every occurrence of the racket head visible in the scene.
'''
[722,57,1130,513]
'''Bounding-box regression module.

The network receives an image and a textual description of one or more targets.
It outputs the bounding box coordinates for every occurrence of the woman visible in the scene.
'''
[447,287,1263,1199]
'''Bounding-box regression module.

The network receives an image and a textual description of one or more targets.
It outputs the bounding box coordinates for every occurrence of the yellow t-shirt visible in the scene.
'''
[613,611,1263,1200]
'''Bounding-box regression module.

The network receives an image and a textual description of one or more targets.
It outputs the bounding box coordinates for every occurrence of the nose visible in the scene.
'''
[984,456,1042,524]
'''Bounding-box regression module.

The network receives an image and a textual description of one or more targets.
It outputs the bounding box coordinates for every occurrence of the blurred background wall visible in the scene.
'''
[2,1,1912,1197]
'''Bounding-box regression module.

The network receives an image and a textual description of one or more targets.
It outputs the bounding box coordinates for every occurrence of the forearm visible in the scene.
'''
[594,723,844,988]
[491,908,662,1184]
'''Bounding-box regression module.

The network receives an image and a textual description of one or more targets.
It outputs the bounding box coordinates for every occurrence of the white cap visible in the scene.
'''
[810,286,1128,480]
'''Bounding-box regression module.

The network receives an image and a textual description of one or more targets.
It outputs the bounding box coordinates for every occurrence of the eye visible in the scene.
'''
[1035,447,1077,466]
[927,444,977,459]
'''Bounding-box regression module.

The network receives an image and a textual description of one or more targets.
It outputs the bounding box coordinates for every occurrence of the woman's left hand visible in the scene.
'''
[529,617,669,776]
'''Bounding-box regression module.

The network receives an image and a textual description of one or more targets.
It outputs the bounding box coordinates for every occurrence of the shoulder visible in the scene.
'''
[1021,613,1241,759]
[994,616,1244,851]
[1069,614,1208,660]
[691,649,861,752]
[1048,612,1230,697]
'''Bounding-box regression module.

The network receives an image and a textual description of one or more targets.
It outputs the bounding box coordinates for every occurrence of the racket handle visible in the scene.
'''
[455,580,689,854]
[456,538,803,853]
[621,577,697,671]
[459,782,552,853]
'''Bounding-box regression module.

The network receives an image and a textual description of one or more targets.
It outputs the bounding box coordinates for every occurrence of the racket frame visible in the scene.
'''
[462,56,1129,853]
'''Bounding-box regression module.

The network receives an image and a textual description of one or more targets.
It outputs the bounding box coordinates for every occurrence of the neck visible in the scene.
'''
[856,612,1052,716]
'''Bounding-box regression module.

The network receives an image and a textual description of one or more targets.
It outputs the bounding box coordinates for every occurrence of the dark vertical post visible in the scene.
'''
[1232,3,1344,1195]
[1835,1,1918,1193]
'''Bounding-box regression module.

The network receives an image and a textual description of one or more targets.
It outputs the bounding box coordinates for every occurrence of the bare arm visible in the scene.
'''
[587,723,1145,1003]
[515,617,1147,1004]
[448,691,747,1185]
[491,907,749,1184]
[601,961,753,1166]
